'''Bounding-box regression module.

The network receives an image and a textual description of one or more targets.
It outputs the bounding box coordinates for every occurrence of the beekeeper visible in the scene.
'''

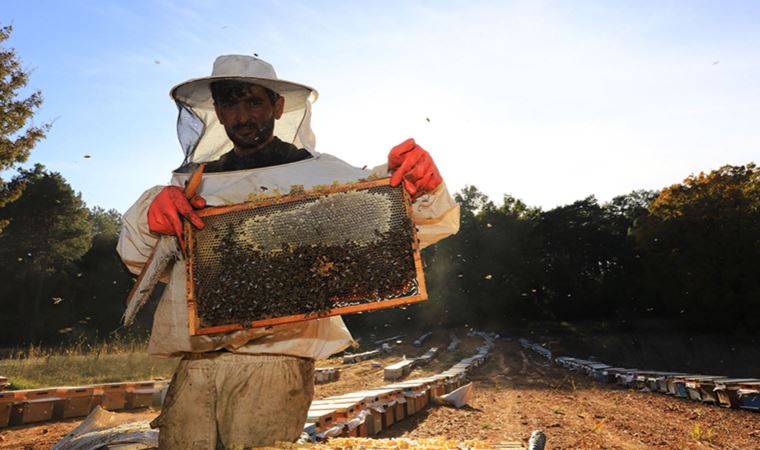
[117,54,460,449]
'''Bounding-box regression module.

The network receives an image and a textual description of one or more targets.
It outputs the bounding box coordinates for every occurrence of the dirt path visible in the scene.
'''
[376,338,760,449]
[1,334,759,449]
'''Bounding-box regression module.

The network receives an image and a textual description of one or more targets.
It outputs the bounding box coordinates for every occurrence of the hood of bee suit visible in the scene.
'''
[170,55,319,167]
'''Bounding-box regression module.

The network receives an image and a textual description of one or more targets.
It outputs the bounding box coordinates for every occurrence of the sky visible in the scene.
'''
[3,0,760,213]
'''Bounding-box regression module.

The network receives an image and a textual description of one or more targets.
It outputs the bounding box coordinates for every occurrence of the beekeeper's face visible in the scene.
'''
[212,82,285,152]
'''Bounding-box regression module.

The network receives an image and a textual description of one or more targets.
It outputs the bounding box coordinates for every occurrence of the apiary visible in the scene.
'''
[185,179,426,335]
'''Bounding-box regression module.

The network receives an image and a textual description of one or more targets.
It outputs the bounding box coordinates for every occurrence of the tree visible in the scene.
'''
[534,196,630,320]
[0,165,92,342]
[634,164,760,331]
[71,207,138,338]
[0,24,51,232]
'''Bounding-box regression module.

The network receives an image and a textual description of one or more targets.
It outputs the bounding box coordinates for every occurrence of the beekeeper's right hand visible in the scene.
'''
[147,186,206,250]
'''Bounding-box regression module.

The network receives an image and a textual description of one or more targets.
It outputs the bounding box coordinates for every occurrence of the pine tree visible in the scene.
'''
[0,24,51,232]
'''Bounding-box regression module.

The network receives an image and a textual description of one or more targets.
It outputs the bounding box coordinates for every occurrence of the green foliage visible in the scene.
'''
[0,164,93,342]
[72,206,135,337]
[634,164,760,331]
[0,164,92,272]
[0,24,51,231]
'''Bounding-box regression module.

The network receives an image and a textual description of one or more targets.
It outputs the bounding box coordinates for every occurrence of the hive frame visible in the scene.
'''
[184,178,427,336]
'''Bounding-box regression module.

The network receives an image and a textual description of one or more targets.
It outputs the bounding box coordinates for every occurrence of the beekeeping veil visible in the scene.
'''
[170,55,319,166]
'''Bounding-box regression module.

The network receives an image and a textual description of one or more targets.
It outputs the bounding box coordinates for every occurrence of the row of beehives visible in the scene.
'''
[303,332,497,442]
[519,338,760,413]
[518,338,552,360]
[342,349,381,364]
[315,367,341,384]
[0,380,169,428]
[0,365,347,428]
[383,347,440,381]
[447,333,461,352]
[413,332,433,347]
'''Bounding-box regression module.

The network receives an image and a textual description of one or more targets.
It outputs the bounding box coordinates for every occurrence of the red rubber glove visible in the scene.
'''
[388,138,443,198]
[147,186,206,251]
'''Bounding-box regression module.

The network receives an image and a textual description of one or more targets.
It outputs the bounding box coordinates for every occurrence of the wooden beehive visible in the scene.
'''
[185,178,426,336]
[365,387,405,428]
[10,389,62,425]
[0,391,19,428]
[54,386,97,419]
[126,388,159,409]
[306,407,337,432]
[98,383,129,411]
[327,392,384,435]
[713,378,760,408]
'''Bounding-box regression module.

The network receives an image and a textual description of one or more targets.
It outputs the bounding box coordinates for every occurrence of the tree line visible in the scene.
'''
[2,160,759,346]
[408,164,760,335]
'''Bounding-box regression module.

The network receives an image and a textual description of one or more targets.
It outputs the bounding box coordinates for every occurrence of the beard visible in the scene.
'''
[225,115,276,151]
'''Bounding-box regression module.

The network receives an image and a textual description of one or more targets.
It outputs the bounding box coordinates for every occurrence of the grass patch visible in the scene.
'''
[0,338,178,389]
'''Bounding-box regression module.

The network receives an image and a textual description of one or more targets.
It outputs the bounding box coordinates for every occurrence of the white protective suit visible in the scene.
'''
[117,56,460,360]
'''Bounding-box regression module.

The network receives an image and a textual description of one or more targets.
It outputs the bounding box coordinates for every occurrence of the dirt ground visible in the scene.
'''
[1,332,759,449]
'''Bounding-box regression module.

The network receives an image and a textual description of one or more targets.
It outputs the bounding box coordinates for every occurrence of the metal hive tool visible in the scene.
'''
[185,178,426,336]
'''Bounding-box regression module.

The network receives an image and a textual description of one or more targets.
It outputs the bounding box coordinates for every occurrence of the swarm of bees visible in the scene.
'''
[192,187,418,328]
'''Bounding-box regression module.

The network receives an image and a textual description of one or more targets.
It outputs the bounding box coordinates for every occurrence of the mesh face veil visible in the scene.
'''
[171,55,319,167]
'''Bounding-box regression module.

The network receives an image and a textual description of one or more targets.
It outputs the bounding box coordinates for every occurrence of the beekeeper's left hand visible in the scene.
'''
[388,138,443,198]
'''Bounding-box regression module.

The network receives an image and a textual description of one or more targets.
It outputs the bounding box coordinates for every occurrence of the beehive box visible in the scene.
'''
[651,372,686,394]
[327,392,384,434]
[668,376,689,398]
[365,387,402,428]
[693,376,729,404]
[124,381,161,409]
[736,381,760,411]
[10,389,63,425]
[342,349,380,364]
[384,359,416,381]
[310,399,365,421]
[185,179,426,336]
[54,386,97,419]
[0,391,21,428]
[713,378,760,408]
[386,381,431,412]
[684,376,726,402]
[98,383,129,411]
[306,408,337,432]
